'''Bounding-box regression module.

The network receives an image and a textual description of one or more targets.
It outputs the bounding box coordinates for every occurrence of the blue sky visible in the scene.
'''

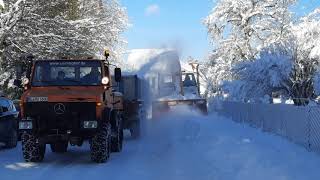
[121,0,320,61]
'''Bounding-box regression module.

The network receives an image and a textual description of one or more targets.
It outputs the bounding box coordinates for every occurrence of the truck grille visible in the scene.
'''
[25,102,96,132]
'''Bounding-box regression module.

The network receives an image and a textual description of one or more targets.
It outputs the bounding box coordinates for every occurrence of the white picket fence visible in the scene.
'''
[211,101,320,154]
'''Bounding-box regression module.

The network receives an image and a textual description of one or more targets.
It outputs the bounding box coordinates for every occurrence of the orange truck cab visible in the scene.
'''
[15,52,124,163]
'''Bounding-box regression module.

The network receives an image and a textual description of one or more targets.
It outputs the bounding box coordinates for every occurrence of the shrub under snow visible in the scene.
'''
[223,49,292,101]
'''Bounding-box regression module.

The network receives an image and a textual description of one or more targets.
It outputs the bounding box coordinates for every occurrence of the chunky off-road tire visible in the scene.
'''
[5,129,18,148]
[22,132,46,162]
[111,113,123,152]
[50,142,68,153]
[130,121,140,139]
[90,123,111,163]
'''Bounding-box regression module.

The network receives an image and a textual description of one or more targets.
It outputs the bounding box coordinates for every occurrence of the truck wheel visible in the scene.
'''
[130,121,140,139]
[111,113,123,152]
[90,123,111,163]
[5,129,18,148]
[21,132,46,162]
[50,142,68,153]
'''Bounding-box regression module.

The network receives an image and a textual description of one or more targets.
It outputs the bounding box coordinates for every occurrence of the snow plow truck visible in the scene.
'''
[126,49,207,118]
[14,51,141,163]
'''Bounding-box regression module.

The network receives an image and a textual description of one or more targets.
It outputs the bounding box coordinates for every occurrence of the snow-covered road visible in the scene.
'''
[1,111,320,180]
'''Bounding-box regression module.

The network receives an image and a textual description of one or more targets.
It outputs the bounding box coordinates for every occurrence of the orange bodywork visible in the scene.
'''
[20,59,124,121]
[20,86,123,120]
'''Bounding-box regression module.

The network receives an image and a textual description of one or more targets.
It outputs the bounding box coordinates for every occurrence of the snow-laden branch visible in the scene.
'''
[0,0,25,42]
[0,0,128,96]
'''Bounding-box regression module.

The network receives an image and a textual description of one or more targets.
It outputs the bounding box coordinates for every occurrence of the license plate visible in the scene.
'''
[27,97,48,102]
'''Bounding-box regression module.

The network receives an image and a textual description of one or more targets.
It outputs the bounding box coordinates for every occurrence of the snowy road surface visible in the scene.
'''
[1,111,320,180]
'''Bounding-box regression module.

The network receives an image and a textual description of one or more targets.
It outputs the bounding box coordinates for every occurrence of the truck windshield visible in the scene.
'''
[182,73,197,87]
[32,60,102,86]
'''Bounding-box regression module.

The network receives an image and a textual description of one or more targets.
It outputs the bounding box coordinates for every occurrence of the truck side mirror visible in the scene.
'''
[13,79,22,88]
[114,68,122,82]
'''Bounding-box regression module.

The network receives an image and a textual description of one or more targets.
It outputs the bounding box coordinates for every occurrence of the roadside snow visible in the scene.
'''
[0,110,320,180]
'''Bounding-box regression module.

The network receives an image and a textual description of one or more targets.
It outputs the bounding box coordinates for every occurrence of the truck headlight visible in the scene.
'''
[83,121,98,129]
[101,77,110,85]
[22,78,30,85]
[19,121,33,130]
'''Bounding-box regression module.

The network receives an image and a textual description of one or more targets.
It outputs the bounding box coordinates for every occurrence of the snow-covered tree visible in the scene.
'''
[0,0,128,98]
[0,0,24,58]
[223,46,293,101]
[0,0,25,98]
[199,56,230,98]
[76,0,128,62]
[2,0,127,68]
[204,0,295,84]
[290,8,320,104]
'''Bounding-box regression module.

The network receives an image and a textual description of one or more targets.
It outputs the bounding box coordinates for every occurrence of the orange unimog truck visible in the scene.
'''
[15,51,124,163]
